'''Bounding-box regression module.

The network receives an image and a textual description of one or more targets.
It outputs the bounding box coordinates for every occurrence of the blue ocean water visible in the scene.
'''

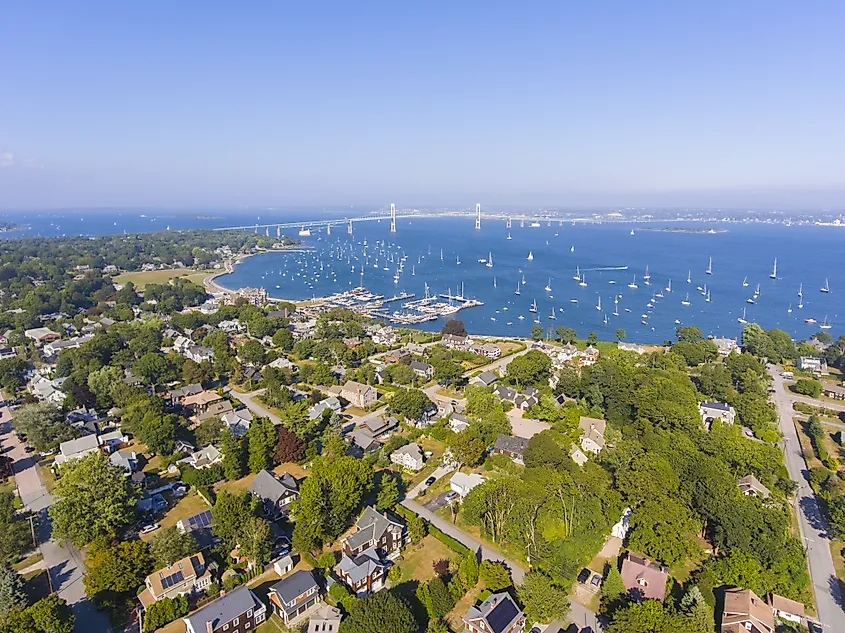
[216,217,844,344]
[2,210,841,343]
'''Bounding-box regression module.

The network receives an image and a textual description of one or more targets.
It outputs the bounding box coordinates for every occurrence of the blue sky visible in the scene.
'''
[1,2,844,210]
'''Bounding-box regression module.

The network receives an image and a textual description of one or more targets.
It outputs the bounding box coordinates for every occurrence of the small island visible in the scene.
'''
[641,227,727,234]
[0,222,20,232]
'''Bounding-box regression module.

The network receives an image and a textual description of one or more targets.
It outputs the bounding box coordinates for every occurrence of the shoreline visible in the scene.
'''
[205,247,315,299]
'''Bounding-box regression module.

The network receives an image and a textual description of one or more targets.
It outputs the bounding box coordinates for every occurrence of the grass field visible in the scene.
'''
[398,534,460,583]
[141,492,210,541]
[113,268,211,289]
[214,462,310,496]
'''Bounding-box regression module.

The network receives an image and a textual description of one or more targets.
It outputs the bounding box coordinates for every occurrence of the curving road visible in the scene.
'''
[769,367,844,628]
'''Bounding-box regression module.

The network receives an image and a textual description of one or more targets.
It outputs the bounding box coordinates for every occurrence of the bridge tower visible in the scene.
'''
[520,218,525,228]
[254,224,258,234]
[326,224,331,235]
[348,220,353,235]
[265,226,269,237]
[475,203,481,230]
[390,203,396,233]
[277,225,281,238]
[506,217,512,229]
[547,218,551,227]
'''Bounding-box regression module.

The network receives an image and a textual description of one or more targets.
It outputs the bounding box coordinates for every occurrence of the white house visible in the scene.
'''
[570,445,589,466]
[611,507,633,539]
[390,443,424,471]
[218,319,242,333]
[55,435,101,467]
[308,396,342,421]
[797,356,828,374]
[699,401,736,427]
[221,409,253,438]
[579,417,606,454]
[185,345,214,363]
[449,472,485,499]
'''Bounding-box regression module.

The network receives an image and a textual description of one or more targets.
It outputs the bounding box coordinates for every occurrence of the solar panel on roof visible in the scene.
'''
[486,598,518,633]
[188,510,212,529]
[161,570,185,589]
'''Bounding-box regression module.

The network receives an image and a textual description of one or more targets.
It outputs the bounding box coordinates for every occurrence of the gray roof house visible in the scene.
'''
[492,435,529,465]
[409,360,434,380]
[738,474,771,499]
[308,396,342,421]
[347,428,380,457]
[699,401,736,427]
[221,408,253,438]
[335,547,388,596]
[267,570,320,625]
[249,469,299,519]
[108,450,138,473]
[463,592,526,633]
[390,443,425,471]
[475,370,499,387]
[363,415,399,437]
[341,506,405,558]
[183,585,266,633]
[55,434,102,467]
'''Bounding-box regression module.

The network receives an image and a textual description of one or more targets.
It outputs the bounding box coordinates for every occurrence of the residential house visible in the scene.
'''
[797,356,828,374]
[339,381,377,408]
[179,445,223,470]
[218,319,243,333]
[579,416,607,454]
[570,445,589,466]
[463,592,526,633]
[822,384,845,401]
[347,428,380,457]
[474,370,499,387]
[308,605,342,633]
[196,400,234,422]
[183,586,266,633]
[471,342,502,359]
[390,443,424,471]
[177,509,216,550]
[273,554,295,576]
[43,335,93,357]
[138,553,213,609]
[449,413,470,433]
[617,342,646,354]
[371,326,398,346]
[611,507,633,540]
[492,435,529,465]
[384,348,411,364]
[172,335,193,354]
[29,375,65,404]
[713,336,740,356]
[335,547,388,596]
[551,343,580,368]
[0,347,17,361]
[720,588,774,633]
[221,409,253,438]
[167,383,203,406]
[579,345,600,366]
[267,570,320,626]
[108,450,138,473]
[341,506,405,559]
[620,553,669,602]
[186,345,215,364]
[55,435,102,467]
[700,401,737,427]
[249,470,299,520]
[182,390,225,414]
[441,334,472,350]
[98,429,129,453]
[737,474,771,499]
[363,416,398,439]
[409,360,434,380]
[23,327,61,345]
[309,397,342,421]
[769,593,804,625]
[493,385,539,411]
[269,357,298,373]
[450,472,485,499]
[342,337,361,348]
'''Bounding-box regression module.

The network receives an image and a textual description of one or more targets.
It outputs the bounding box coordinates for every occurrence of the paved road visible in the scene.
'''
[1,406,111,633]
[792,393,845,413]
[769,367,844,628]
[229,388,282,425]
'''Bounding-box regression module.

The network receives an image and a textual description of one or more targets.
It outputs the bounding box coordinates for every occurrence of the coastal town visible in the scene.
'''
[0,231,842,633]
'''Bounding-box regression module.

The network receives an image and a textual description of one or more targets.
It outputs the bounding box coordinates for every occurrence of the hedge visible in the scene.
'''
[394,505,470,556]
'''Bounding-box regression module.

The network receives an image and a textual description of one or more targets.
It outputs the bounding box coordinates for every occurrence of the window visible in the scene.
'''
[233,618,239,626]
[245,625,250,630]
[223,625,228,631]
[247,610,252,618]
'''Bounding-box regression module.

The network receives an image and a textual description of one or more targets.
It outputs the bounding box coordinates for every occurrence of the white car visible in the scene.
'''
[140,523,160,535]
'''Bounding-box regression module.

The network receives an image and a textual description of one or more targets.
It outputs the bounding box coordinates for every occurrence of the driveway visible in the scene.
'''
[1,406,111,633]
[406,464,455,500]
[768,367,844,628]
[508,410,550,439]
[229,388,282,425]
[424,491,454,512]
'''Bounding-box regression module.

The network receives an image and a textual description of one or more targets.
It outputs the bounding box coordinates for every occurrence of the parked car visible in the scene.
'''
[590,573,603,588]
[140,523,160,535]
[24,446,35,453]
[577,568,591,583]
[424,476,437,487]
[444,490,459,502]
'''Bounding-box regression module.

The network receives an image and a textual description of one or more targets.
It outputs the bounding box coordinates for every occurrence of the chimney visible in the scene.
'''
[206,621,213,633]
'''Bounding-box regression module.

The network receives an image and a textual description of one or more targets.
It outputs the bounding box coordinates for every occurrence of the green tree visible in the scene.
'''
[220,428,246,481]
[634,370,700,431]
[133,352,174,389]
[247,418,277,473]
[679,586,714,633]
[607,600,702,633]
[238,339,266,367]
[239,516,272,568]
[87,364,124,408]
[793,378,822,398]
[0,565,27,618]
[518,571,570,624]
[142,595,189,633]
[137,410,178,455]
[447,431,486,467]
[556,326,576,343]
[628,498,701,566]
[272,328,294,350]
[49,453,137,547]
[459,550,479,588]
[587,331,599,345]
[28,595,75,633]
[339,591,417,633]
[479,560,512,591]
[148,527,198,568]
[615,329,627,342]
[389,389,433,422]
[427,575,454,619]
[376,473,400,511]
[0,494,31,564]
[211,491,253,548]
[523,431,566,469]
[530,324,544,340]
[676,326,704,343]
[601,563,627,615]
[11,403,75,454]
[83,539,154,601]
[407,514,427,545]
[194,416,224,446]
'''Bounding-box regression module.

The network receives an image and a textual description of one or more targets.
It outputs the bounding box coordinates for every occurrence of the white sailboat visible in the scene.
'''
[738,307,747,324]
[411,265,415,276]
[643,265,651,285]
[754,283,760,298]
[681,293,691,306]
[522,274,526,285]
[570,246,575,253]
[742,276,749,287]
[456,254,461,265]
[514,281,521,296]
[544,278,552,292]
[821,315,832,329]
[440,249,443,261]
[821,278,830,293]
[527,251,534,261]
[507,232,512,240]
[769,258,777,279]
[529,299,538,313]
[486,252,493,268]
[787,303,792,313]
[665,279,672,293]
[798,282,803,297]
[579,275,588,287]
[705,289,711,303]
[627,275,638,289]
[706,257,712,275]
[687,270,692,284]
[493,277,497,288]
[596,295,602,311]
[549,307,556,320]
[573,266,581,281]
[613,296,620,316]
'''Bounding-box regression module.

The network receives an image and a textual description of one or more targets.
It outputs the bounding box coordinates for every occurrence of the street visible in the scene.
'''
[768,367,844,628]
[1,406,111,633]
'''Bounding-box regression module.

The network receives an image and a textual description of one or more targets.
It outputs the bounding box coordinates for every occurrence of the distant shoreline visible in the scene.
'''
[640,227,728,234]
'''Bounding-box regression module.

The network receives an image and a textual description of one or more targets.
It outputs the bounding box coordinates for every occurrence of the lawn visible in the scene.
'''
[113,268,211,289]
[141,492,210,541]
[36,459,57,494]
[13,552,43,573]
[495,341,525,356]
[397,534,460,583]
